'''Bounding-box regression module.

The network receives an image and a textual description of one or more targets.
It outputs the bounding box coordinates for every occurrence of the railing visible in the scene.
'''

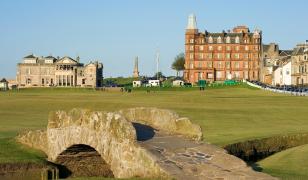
[245,80,308,96]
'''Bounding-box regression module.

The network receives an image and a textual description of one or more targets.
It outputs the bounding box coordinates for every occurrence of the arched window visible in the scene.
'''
[226,36,231,44]
[208,36,213,43]
[235,36,240,43]
[217,36,222,43]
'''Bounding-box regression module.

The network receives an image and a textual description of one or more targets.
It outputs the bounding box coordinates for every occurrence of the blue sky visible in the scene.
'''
[0,0,307,78]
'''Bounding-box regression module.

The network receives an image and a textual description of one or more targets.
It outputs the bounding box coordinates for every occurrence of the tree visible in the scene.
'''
[171,53,185,77]
[153,72,165,79]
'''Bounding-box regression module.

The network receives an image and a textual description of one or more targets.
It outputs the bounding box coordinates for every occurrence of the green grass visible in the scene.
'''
[257,144,308,180]
[1,85,308,178]
[0,138,46,163]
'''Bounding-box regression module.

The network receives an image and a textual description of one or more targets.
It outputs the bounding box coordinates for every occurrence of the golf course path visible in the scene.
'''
[138,130,277,180]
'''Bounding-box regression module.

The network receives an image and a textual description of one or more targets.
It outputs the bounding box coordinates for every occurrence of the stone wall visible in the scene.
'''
[119,107,202,141]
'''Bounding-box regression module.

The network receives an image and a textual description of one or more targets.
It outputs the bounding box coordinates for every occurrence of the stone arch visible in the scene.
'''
[55,143,114,178]
[45,109,168,178]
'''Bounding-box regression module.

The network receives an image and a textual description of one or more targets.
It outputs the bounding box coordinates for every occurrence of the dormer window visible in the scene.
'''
[226,36,231,44]
[208,36,213,43]
[217,36,222,43]
[235,36,240,43]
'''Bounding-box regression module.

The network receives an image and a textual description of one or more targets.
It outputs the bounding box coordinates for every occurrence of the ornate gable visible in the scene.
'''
[56,56,78,64]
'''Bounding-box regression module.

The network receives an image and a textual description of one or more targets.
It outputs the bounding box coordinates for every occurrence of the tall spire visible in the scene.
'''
[133,56,139,78]
[187,14,197,30]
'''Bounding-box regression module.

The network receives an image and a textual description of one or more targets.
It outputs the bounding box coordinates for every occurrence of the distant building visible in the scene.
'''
[262,43,293,85]
[147,80,160,87]
[291,43,308,85]
[132,80,142,87]
[17,54,103,88]
[172,79,184,87]
[184,14,262,84]
[133,56,140,78]
[0,78,8,91]
[273,57,292,86]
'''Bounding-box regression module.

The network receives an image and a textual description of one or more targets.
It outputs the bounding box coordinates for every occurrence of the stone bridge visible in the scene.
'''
[17,107,276,180]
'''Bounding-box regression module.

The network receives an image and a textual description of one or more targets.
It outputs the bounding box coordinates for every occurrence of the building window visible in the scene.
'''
[41,78,44,85]
[216,71,222,79]
[198,61,202,68]
[217,53,222,60]
[234,62,240,68]
[244,53,249,59]
[209,46,213,51]
[226,46,231,51]
[190,63,194,69]
[226,36,231,43]
[244,62,248,68]
[26,68,31,75]
[26,78,31,85]
[82,79,86,85]
[206,53,213,59]
[235,46,240,51]
[226,53,231,59]
[244,71,248,79]
[235,36,240,43]
[217,61,223,68]
[198,72,203,80]
[190,54,194,60]
[217,36,222,43]
[208,36,213,43]
[199,46,204,51]
[207,62,212,68]
[190,46,194,51]
[201,39,205,44]
[245,46,249,51]
[226,61,231,68]
[199,53,204,60]
[234,72,240,78]
[234,53,240,59]
[218,46,222,51]
[207,72,213,78]
[190,39,194,43]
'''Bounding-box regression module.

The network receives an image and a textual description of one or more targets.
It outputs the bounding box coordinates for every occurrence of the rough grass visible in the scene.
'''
[1,85,308,178]
[257,144,308,180]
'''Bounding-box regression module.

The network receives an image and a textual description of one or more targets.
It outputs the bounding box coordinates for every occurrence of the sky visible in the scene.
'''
[0,0,307,79]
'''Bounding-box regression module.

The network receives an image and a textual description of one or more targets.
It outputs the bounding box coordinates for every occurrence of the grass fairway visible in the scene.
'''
[1,85,308,178]
[257,144,308,180]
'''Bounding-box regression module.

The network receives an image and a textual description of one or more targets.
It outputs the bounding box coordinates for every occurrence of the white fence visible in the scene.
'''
[246,81,308,96]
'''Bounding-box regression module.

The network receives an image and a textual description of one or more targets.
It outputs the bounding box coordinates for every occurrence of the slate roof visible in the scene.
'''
[24,54,36,59]
[45,55,56,59]
[0,78,7,83]
[279,50,293,56]
[263,44,270,52]
[292,47,308,56]
[198,30,256,44]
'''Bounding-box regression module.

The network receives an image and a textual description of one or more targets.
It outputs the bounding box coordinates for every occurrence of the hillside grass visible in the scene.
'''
[1,85,308,178]
[257,144,308,180]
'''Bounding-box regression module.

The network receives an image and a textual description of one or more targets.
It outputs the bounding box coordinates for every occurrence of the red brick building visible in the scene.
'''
[184,14,262,84]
